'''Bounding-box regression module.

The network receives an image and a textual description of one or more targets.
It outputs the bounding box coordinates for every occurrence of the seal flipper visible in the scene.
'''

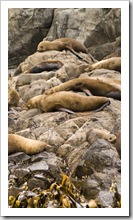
[80,88,93,96]
[65,45,89,64]
[57,107,75,114]
[94,100,110,112]
[73,83,93,96]
[105,92,121,101]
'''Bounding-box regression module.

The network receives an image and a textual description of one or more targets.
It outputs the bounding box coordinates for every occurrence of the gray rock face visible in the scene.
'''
[8,8,121,68]
[8,151,66,192]
[8,8,54,68]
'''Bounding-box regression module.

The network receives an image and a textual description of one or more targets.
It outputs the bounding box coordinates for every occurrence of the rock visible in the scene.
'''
[97,191,113,208]
[46,8,110,42]
[39,129,65,150]
[8,8,54,68]
[73,166,121,206]
[15,71,56,86]
[8,151,66,189]
[87,37,121,60]
[27,177,50,190]
[18,79,51,102]
[74,139,121,178]
[28,161,49,172]
[74,178,100,200]
[8,152,31,164]
[9,168,31,186]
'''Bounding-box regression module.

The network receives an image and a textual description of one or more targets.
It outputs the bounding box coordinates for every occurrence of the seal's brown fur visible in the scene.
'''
[85,57,121,72]
[27,91,110,112]
[45,77,121,100]
[24,60,63,74]
[86,128,116,144]
[8,85,20,107]
[37,38,88,54]
[8,134,50,155]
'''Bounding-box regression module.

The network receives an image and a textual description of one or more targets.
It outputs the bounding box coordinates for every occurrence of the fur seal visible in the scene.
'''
[24,60,63,74]
[45,77,121,100]
[85,57,121,72]
[8,85,20,107]
[8,134,50,155]
[37,38,88,54]
[86,128,116,144]
[37,38,95,63]
[26,91,110,113]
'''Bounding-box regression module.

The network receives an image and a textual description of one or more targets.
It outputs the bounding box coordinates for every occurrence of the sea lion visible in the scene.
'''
[114,130,121,158]
[8,85,20,107]
[24,60,63,74]
[45,77,121,100]
[85,57,121,72]
[37,38,95,63]
[86,128,117,144]
[8,134,50,155]
[26,91,110,113]
[37,38,88,53]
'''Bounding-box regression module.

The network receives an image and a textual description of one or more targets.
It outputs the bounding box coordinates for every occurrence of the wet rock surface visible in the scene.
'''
[8,8,121,208]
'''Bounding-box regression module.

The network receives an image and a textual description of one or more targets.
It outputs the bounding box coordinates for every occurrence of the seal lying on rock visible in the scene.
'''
[37,38,88,54]
[8,85,20,107]
[37,38,95,63]
[26,91,110,113]
[8,134,50,155]
[24,60,64,74]
[45,77,121,100]
[86,128,117,144]
[85,57,121,72]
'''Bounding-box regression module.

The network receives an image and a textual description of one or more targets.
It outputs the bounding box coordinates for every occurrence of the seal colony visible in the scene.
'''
[8,37,121,158]
[45,77,121,100]
[8,134,50,155]
[26,91,110,113]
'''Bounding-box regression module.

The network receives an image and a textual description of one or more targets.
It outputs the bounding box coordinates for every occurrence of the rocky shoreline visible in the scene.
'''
[8,8,121,208]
